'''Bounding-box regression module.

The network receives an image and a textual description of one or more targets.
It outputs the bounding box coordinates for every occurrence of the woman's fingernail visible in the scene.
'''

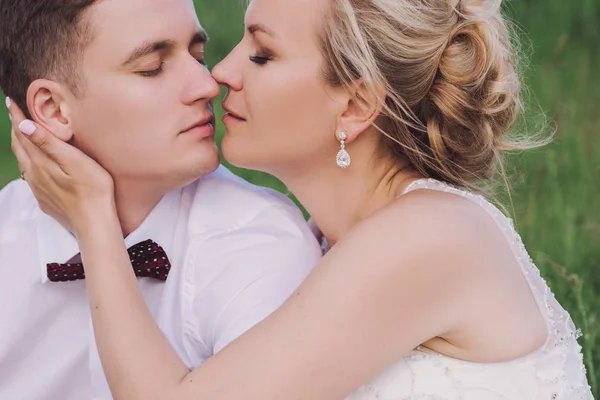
[19,120,36,136]
[5,97,11,109]
[8,114,11,121]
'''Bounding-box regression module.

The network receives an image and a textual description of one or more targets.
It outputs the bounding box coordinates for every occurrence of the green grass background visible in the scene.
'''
[0,0,598,395]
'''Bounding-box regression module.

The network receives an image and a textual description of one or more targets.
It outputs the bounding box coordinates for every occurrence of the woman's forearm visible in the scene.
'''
[76,207,190,400]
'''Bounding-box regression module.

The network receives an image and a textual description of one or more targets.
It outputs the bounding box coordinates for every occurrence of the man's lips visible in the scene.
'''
[180,115,215,138]
[181,115,215,133]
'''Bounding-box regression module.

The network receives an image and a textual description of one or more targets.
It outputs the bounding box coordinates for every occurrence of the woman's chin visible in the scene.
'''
[222,152,257,171]
[221,136,255,169]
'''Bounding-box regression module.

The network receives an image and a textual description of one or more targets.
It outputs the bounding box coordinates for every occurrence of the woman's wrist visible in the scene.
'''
[72,198,120,241]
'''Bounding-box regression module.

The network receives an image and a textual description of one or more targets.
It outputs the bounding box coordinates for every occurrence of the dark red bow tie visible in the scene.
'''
[47,239,171,282]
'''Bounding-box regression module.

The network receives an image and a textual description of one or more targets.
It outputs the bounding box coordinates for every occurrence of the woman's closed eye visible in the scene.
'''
[249,51,273,65]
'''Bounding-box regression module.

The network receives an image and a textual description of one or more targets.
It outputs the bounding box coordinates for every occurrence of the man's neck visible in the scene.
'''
[113,181,167,237]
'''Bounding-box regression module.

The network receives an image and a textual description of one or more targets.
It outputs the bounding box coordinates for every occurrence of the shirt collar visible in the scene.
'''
[37,188,183,284]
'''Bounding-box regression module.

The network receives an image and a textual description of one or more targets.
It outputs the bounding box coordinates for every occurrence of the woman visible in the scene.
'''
[8,0,593,398]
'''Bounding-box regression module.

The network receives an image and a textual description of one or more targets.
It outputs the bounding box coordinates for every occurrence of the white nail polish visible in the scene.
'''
[19,120,36,136]
[5,97,11,109]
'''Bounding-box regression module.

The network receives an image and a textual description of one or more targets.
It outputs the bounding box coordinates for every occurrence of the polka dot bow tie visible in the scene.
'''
[46,239,171,282]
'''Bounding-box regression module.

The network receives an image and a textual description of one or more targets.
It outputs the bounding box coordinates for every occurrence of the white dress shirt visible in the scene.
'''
[0,166,321,400]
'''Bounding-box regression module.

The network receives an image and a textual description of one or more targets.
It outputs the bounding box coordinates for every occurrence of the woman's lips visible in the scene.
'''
[222,113,245,124]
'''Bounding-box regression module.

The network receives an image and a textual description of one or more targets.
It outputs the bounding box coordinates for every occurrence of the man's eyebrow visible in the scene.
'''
[247,24,278,38]
[122,30,208,66]
[122,40,175,66]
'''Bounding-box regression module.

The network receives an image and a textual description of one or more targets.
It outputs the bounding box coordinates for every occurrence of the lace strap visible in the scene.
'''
[402,179,513,231]
[401,179,521,245]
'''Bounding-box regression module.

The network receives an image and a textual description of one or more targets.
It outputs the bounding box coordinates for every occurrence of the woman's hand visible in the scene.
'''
[7,97,116,236]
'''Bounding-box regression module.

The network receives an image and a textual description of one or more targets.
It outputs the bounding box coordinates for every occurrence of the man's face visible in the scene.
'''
[69,0,221,191]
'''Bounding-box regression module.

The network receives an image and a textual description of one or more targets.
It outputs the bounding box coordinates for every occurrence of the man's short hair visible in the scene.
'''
[0,0,99,115]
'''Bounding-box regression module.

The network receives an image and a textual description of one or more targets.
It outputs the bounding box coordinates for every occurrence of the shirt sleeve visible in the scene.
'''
[183,204,322,358]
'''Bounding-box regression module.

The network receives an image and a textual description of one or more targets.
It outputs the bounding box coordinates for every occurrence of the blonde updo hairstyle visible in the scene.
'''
[319,0,533,191]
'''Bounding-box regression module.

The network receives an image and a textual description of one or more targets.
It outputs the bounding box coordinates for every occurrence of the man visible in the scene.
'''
[0,0,321,399]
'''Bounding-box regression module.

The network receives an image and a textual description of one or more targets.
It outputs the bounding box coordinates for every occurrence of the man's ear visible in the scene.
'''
[338,80,387,143]
[26,79,75,142]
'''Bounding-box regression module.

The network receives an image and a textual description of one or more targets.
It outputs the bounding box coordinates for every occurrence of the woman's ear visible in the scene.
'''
[338,80,387,143]
[26,79,75,142]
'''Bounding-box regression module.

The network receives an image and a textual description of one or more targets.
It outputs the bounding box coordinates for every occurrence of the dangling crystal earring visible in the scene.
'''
[336,130,351,169]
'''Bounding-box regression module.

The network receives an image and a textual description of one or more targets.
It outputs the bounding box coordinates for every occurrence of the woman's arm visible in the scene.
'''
[10,106,479,400]
[78,203,471,400]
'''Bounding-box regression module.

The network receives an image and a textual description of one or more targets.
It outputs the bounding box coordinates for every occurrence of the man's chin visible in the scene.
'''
[110,143,221,194]
[179,147,222,185]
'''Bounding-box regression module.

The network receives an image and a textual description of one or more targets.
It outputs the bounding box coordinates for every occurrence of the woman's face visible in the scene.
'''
[212,0,346,175]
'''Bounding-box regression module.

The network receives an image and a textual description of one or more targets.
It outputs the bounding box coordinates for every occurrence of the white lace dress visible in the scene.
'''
[346,179,593,400]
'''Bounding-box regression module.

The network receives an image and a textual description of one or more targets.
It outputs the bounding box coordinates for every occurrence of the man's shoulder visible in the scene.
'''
[0,179,38,218]
[0,180,39,241]
[186,166,307,233]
